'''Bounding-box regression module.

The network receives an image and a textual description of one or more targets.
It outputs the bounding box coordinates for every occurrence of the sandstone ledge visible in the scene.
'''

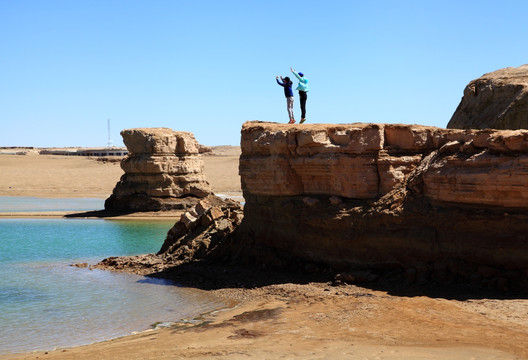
[236,121,528,291]
[241,121,528,208]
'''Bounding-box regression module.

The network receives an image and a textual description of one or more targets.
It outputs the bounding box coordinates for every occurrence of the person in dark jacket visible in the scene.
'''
[276,76,295,124]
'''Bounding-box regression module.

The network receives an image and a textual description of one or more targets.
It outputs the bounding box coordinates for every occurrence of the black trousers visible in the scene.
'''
[299,91,307,119]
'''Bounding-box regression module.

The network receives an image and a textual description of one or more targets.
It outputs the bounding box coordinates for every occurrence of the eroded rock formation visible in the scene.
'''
[105,128,213,211]
[99,122,528,291]
[236,121,528,290]
[448,64,528,130]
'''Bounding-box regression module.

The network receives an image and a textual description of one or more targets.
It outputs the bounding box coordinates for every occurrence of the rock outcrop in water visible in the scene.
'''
[448,64,528,130]
[97,198,244,275]
[105,128,213,211]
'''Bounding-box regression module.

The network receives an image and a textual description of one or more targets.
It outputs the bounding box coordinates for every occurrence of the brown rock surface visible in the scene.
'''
[240,122,445,199]
[236,121,528,290]
[447,64,528,130]
[105,128,213,211]
[241,121,528,208]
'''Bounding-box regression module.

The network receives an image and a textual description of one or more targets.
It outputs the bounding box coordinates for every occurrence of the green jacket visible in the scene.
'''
[291,70,309,92]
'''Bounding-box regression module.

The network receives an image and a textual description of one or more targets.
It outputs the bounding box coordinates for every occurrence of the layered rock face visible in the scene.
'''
[105,128,212,211]
[237,121,528,290]
[448,64,528,130]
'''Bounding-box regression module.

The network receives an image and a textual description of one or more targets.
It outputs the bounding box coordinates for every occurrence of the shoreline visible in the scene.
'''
[1,288,241,359]
[0,207,185,220]
[3,281,526,360]
[0,212,183,220]
[0,194,242,220]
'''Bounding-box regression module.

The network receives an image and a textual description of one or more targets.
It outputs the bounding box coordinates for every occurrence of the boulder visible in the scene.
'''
[447,64,528,130]
[105,128,213,211]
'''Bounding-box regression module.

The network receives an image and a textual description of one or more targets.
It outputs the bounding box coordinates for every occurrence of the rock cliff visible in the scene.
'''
[105,128,213,211]
[236,121,528,290]
[448,64,528,130]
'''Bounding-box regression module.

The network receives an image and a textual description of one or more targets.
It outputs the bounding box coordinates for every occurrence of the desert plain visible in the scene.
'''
[0,149,527,360]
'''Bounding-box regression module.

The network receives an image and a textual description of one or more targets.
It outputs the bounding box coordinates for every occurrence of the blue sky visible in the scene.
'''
[1,1,527,147]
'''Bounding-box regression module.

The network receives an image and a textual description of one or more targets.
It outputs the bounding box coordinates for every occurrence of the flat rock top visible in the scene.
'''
[123,127,179,134]
[121,127,200,155]
[478,64,528,84]
[242,121,441,132]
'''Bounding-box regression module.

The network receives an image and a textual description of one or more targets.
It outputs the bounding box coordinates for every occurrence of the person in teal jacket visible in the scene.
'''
[291,67,309,123]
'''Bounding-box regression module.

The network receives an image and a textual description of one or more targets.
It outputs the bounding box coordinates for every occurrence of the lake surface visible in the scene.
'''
[0,196,105,212]
[0,206,226,354]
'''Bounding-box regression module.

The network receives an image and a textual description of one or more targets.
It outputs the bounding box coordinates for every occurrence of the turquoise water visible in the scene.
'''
[0,218,226,354]
[0,196,105,212]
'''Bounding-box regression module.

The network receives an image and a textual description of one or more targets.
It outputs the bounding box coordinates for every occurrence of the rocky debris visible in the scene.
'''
[158,198,243,258]
[448,64,528,130]
[96,198,244,275]
[105,128,213,211]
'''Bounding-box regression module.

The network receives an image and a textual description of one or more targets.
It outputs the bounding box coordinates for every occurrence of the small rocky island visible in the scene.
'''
[104,127,219,212]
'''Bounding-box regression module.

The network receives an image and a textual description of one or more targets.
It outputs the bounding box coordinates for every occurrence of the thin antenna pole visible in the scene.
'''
[107,118,113,147]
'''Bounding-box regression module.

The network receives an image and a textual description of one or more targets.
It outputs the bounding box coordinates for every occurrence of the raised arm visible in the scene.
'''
[276,76,284,86]
[290,67,304,82]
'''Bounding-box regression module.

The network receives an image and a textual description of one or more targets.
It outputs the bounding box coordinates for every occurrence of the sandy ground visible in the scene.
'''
[1,150,528,359]
[202,148,242,200]
[0,154,124,198]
